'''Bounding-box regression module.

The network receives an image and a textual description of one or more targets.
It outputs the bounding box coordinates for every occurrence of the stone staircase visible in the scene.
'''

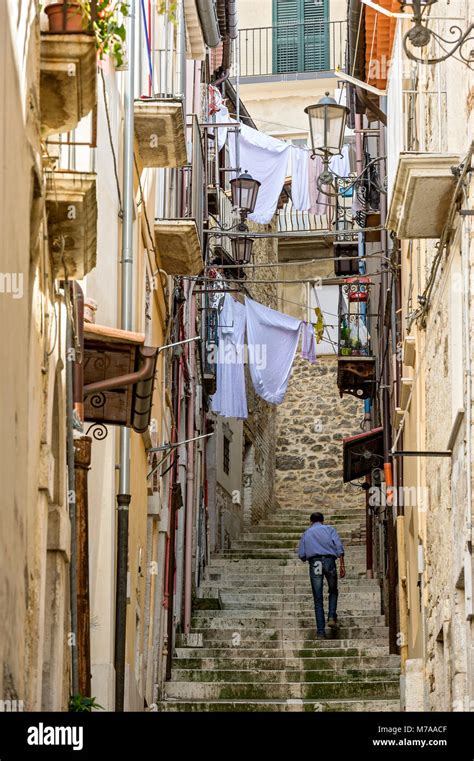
[159,505,400,712]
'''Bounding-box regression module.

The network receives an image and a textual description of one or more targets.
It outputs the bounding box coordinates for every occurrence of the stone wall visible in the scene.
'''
[275,355,366,516]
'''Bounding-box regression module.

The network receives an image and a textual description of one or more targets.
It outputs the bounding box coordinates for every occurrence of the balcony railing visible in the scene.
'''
[235,20,347,79]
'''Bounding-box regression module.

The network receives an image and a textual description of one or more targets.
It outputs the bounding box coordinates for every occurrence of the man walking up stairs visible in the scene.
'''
[159,503,400,712]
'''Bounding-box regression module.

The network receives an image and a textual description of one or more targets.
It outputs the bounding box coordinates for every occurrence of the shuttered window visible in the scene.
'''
[273,0,329,74]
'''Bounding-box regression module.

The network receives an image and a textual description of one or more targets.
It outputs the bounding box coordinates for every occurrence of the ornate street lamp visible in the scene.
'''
[401,0,474,68]
[230,171,261,222]
[305,92,350,193]
[231,233,254,264]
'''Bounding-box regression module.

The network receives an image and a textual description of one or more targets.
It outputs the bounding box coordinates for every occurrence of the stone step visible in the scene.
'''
[187,627,390,641]
[173,656,400,670]
[171,667,400,684]
[230,540,366,551]
[191,613,385,626]
[175,642,394,656]
[201,589,379,601]
[216,599,380,621]
[204,575,378,587]
[164,679,399,701]
[157,698,400,712]
[209,589,380,610]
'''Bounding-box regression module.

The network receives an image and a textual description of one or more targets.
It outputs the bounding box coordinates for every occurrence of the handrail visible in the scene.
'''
[234,19,347,78]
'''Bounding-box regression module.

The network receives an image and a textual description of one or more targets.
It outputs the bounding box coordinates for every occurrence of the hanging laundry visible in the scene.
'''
[229,123,291,225]
[209,97,231,152]
[291,147,310,212]
[308,154,330,216]
[301,321,317,364]
[329,143,351,179]
[245,296,302,405]
[211,294,248,419]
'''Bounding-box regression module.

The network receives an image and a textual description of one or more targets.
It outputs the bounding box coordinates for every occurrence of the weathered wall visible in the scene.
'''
[275,355,366,516]
[0,3,70,710]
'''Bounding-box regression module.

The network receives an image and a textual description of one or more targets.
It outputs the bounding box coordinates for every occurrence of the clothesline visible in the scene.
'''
[217,107,353,224]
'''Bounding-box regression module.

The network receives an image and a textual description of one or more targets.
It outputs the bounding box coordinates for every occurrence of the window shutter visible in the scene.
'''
[273,0,299,74]
[273,0,329,74]
[302,0,329,71]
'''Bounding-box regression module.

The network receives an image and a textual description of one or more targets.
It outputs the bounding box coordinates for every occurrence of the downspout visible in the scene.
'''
[354,113,373,579]
[115,0,136,713]
[184,285,196,633]
[166,300,183,680]
[196,0,221,48]
[66,297,79,697]
[379,119,398,655]
[71,283,92,696]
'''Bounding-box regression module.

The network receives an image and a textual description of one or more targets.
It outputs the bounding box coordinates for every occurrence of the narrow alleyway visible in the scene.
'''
[160,502,399,711]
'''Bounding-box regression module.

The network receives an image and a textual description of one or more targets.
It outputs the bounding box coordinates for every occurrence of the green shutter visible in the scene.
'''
[273,0,299,74]
[302,0,329,71]
[273,0,329,74]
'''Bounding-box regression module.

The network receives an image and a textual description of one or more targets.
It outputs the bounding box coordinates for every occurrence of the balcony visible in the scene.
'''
[387,153,460,239]
[40,33,97,137]
[234,20,346,82]
[45,171,97,279]
[154,121,205,276]
[134,98,188,168]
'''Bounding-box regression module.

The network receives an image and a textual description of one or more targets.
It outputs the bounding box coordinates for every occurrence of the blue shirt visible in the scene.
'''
[298,523,345,561]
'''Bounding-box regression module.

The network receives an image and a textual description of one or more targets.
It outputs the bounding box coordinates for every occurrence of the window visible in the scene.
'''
[273,0,329,75]
[223,435,231,475]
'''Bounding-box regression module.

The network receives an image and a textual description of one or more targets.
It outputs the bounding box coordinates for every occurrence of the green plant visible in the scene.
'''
[158,1,178,26]
[69,694,105,712]
[79,1,130,67]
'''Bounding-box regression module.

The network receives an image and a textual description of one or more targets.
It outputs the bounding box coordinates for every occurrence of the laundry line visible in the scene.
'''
[206,251,390,267]
[205,226,386,239]
[190,273,387,286]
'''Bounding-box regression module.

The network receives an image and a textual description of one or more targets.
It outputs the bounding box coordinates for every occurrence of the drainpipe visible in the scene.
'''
[196,0,221,48]
[184,285,196,633]
[166,304,183,680]
[70,282,92,696]
[379,119,398,655]
[74,436,92,696]
[66,302,79,697]
[115,0,136,713]
[227,0,238,40]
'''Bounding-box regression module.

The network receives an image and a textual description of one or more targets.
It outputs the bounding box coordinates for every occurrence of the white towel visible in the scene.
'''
[291,147,310,211]
[211,294,248,419]
[329,144,351,178]
[245,296,302,405]
[229,124,291,225]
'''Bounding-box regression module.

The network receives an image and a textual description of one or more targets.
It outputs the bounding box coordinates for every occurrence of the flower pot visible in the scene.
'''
[45,3,85,33]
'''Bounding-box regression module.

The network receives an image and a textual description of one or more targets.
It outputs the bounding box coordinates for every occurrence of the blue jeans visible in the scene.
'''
[309,556,338,634]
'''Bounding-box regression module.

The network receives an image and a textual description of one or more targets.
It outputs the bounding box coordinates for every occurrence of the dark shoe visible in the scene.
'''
[327,618,338,629]
[316,632,327,639]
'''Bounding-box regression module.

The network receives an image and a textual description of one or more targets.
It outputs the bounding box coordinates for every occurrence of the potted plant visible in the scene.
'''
[44,1,129,68]
[80,1,130,67]
[45,2,85,32]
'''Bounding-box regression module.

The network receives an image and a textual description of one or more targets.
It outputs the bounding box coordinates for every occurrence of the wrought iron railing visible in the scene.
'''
[157,117,205,247]
[235,20,347,78]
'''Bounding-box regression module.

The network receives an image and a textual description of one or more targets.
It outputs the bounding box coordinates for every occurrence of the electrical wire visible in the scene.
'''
[133,153,171,323]
[100,68,123,216]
